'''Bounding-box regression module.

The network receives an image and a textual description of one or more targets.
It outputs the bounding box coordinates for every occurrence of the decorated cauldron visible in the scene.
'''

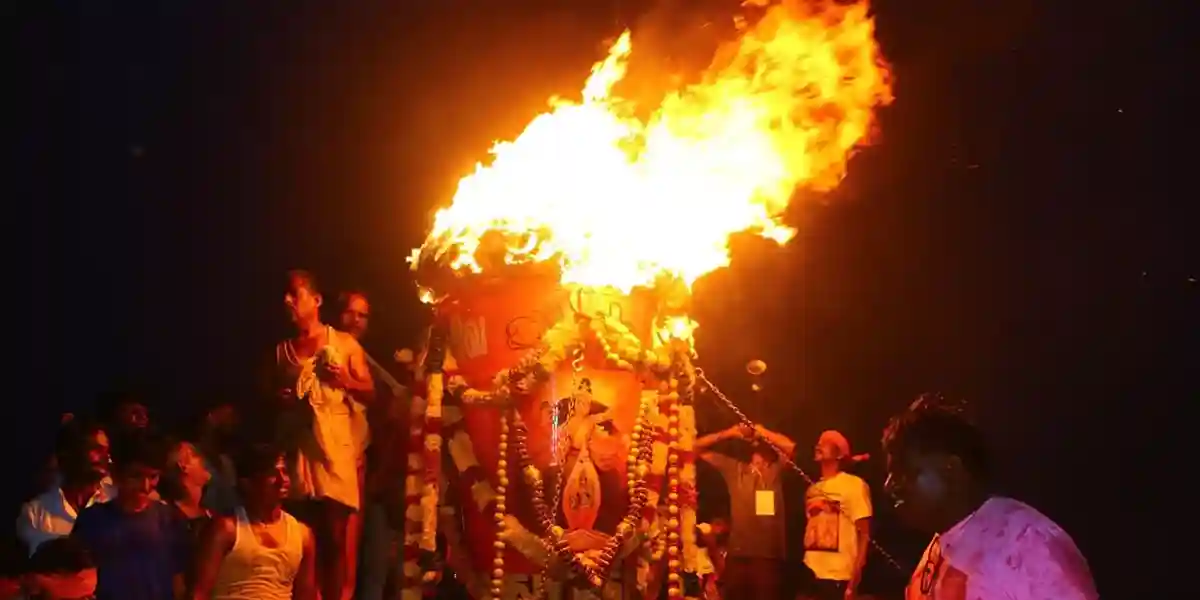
[398,268,703,600]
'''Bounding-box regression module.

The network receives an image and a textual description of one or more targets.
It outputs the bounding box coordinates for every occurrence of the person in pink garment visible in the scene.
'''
[881,394,1098,600]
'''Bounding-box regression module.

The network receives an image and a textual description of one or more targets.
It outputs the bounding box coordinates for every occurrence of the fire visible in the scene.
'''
[656,316,699,350]
[411,0,892,293]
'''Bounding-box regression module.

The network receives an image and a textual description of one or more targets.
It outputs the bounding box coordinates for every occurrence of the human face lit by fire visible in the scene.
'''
[173,441,211,487]
[82,430,110,480]
[340,294,370,340]
[241,456,290,508]
[61,430,110,484]
[115,401,149,431]
[749,450,771,473]
[115,463,161,510]
[284,276,321,326]
[884,449,953,533]
[814,439,841,462]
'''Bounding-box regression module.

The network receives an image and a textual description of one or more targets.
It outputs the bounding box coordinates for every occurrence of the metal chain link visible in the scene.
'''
[694,368,908,574]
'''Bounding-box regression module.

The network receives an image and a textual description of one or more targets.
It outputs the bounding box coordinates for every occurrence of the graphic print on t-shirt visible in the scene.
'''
[803,491,841,552]
[905,536,967,600]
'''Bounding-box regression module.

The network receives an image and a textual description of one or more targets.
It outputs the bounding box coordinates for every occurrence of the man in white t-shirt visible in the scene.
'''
[803,430,872,600]
[17,421,115,555]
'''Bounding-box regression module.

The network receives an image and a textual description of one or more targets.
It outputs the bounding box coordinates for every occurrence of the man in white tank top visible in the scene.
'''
[189,443,318,600]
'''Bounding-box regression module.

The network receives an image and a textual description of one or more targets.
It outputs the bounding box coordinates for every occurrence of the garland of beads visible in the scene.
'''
[661,378,684,598]
[412,303,698,598]
[633,389,670,595]
[509,396,655,590]
[489,413,511,599]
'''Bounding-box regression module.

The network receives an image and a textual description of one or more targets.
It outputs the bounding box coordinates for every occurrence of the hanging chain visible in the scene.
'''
[547,346,585,525]
[694,368,908,574]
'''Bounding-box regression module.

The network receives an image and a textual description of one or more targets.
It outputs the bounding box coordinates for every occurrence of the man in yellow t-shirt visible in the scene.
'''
[802,430,872,600]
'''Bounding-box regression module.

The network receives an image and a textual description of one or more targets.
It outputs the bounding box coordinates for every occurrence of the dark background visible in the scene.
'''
[16,0,1192,596]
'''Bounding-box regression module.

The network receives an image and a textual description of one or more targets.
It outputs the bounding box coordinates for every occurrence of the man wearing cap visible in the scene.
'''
[803,430,873,600]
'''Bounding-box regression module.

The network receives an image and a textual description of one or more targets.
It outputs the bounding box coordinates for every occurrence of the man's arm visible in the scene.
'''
[696,425,743,462]
[171,510,193,599]
[188,517,235,600]
[293,523,319,600]
[846,478,874,596]
[752,424,796,458]
[16,502,45,556]
[343,335,375,401]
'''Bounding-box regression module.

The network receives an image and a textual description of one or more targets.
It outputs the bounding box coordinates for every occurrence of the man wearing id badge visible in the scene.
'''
[696,423,796,599]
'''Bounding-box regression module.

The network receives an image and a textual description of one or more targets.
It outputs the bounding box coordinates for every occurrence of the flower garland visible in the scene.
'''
[634,351,702,599]
[408,300,704,599]
[510,395,655,589]
[401,391,428,600]
[675,354,701,600]
[401,327,448,600]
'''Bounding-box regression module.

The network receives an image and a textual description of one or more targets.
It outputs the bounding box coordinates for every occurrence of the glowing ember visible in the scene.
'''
[411,0,893,293]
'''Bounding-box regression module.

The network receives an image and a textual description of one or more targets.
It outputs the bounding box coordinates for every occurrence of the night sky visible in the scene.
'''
[17,1,1193,596]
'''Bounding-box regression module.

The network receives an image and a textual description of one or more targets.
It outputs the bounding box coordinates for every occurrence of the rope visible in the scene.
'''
[694,368,908,574]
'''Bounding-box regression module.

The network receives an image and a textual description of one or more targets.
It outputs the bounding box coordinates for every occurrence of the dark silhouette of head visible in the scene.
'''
[882,393,990,533]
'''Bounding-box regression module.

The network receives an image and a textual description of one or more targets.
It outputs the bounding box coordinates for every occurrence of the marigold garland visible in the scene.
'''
[404,301,707,599]
[510,396,654,589]
[400,392,428,600]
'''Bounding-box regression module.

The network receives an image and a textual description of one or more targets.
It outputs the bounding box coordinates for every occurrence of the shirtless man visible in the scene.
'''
[272,270,374,600]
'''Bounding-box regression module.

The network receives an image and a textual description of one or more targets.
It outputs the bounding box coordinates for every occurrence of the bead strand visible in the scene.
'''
[490,413,510,599]
[663,378,684,598]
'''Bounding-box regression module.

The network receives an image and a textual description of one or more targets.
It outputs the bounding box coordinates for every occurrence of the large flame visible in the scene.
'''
[412,0,892,293]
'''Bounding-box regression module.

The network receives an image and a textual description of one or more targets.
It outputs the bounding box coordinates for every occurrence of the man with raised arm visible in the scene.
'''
[696,423,796,599]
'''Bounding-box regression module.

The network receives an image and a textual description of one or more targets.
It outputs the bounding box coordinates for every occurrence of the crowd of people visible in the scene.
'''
[2,270,1101,600]
[4,271,411,600]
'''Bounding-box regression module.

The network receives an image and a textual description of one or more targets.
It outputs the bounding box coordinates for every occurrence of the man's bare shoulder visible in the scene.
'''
[201,514,238,546]
[286,512,315,545]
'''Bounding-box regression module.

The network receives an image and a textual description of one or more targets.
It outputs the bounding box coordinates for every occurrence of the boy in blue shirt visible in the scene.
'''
[72,433,189,600]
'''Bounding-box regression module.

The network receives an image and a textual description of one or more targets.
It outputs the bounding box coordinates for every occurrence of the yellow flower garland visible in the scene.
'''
[408,296,705,599]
